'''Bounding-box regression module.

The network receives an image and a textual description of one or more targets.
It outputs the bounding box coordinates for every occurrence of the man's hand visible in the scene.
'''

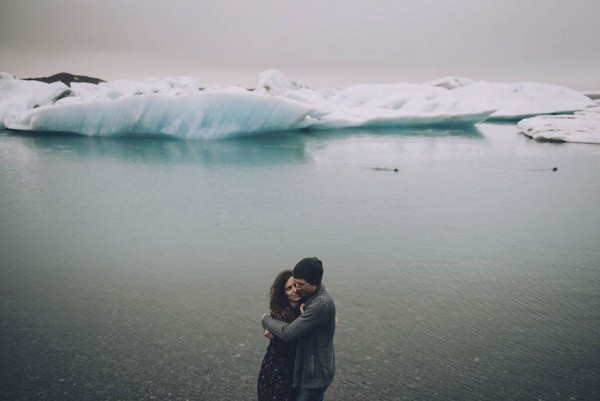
[263,329,274,340]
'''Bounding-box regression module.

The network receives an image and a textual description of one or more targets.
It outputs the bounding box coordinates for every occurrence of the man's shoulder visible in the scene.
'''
[309,285,335,308]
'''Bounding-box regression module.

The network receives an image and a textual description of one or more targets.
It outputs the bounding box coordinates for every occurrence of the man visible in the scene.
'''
[262,257,336,401]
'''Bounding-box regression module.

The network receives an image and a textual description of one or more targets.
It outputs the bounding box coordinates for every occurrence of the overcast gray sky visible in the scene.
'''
[1,0,599,89]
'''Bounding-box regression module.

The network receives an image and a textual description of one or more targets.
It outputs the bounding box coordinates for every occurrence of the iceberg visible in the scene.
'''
[0,69,593,139]
[426,76,592,120]
[517,100,600,144]
[305,82,495,129]
[0,75,71,126]
[5,91,315,140]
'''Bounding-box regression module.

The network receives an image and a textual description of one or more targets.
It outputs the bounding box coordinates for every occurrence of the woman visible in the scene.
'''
[257,270,302,401]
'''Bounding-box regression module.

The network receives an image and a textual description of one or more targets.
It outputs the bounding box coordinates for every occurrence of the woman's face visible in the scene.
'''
[285,276,301,303]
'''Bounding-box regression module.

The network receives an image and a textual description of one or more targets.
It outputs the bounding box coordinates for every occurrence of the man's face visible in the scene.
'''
[294,278,317,297]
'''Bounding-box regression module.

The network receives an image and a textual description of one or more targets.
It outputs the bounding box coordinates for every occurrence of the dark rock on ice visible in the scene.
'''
[23,72,105,87]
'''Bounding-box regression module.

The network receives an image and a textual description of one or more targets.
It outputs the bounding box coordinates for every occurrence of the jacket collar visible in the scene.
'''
[304,283,324,303]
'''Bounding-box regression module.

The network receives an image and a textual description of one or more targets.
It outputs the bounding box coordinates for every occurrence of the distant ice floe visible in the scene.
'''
[517,100,600,144]
[425,76,592,120]
[0,69,594,140]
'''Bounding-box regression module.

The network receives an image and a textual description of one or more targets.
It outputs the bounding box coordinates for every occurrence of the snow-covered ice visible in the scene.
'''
[0,77,71,124]
[426,76,592,120]
[517,100,600,144]
[0,69,594,139]
[309,82,494,129]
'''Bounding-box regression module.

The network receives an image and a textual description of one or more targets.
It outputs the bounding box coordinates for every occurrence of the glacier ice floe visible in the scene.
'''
[425,76,592,120]
[517,100,600,144]
[5,91,315,140]
[0,76,71,123]
[0,69,594,140]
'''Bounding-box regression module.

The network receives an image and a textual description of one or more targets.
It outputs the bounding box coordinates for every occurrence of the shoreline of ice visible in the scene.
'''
[1,70,594,140]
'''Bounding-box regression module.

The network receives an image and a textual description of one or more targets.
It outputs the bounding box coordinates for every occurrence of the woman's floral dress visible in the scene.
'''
[257,310,299,401]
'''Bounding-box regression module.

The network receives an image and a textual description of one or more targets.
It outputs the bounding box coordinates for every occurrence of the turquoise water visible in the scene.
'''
[1,125,599,400]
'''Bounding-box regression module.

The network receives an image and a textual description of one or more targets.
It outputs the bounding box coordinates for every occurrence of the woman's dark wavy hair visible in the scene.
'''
[269,270,296,322]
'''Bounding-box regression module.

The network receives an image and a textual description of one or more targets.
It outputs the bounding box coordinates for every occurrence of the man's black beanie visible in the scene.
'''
[293,257,323,285]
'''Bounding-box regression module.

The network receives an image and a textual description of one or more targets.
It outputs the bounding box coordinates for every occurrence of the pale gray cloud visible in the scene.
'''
[1,0,599,89]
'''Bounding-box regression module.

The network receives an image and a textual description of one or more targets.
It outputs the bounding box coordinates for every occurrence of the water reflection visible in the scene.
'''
[307,124,484,140]
[2,125,483,167]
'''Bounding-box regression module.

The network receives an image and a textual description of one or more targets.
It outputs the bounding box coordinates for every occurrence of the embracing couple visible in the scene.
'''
[258,257,336,401]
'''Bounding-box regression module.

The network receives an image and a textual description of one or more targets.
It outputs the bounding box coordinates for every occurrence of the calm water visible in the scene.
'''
[1,124,599,401]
